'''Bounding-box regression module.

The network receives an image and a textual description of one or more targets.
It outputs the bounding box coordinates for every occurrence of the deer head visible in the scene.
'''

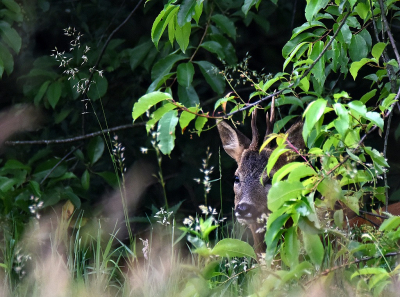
[217,109,304,252]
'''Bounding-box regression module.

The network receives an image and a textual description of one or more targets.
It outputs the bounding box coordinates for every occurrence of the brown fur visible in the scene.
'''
[217,110,304,253]
[218,111,400,253]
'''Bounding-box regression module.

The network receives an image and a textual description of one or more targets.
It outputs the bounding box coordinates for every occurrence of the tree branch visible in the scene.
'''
[223,11,351,118]
[4,123,145,146]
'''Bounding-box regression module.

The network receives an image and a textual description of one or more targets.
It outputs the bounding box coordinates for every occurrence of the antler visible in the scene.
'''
[249,109,259,151]
[265,96,275,141]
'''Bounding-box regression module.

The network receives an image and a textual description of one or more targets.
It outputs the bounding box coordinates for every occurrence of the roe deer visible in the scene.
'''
[217,109,304,252]
[217,109,400,253]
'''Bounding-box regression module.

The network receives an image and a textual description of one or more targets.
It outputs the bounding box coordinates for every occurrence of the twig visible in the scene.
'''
[223,11,351,118]
[40,144,83,185]
[81,0,144,133]
[377,0,400,211]
[4,122,145,145]
[304,251,400,286]
[378,0,400,67]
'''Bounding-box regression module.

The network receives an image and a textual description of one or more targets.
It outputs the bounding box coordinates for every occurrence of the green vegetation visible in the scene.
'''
[1,0,400,295]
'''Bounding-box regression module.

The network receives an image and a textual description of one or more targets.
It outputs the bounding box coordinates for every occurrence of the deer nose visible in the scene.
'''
[235,203,255,219]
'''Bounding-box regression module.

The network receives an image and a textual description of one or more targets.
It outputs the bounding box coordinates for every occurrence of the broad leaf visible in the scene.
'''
[132,91,172,121]
[371,42,387,61]
[157,110,179,155]
[350,58,373,80]
[146,103,177,133]
[175,21,191,53]
[194,116,208,136]
[177,0,196,27]
[211,238,257,259]
[195,61,225,94]
[268,180,304,212]
[87,136,105,165]
[302,98,327,142]
[151,5,179,49]
[0,20,21,53]
[305,0,329,22]
[303,232,324,268]
[178,84,199,107]
[349,34,368,62]
[179,108,197,133]
[47,81,62,109]
[177,62,195,87]
[211,14,236,40]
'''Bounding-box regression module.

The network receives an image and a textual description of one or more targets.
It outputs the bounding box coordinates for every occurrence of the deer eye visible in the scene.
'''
[234,175,240,183]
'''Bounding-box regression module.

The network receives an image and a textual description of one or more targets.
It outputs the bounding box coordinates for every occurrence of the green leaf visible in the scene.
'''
[334,209,344,229]
[211,14,236,40]
[194,116,208,136]
[365,111,383,130]
[364,146,389,167]
[211,238,257,259]
[302,98,327,142]
[96,171,118,187]
[273,162,309,184]
[283,42,309,71]
[177,62,195,87]
[351,268,389,279]
[178,84,199,107]
[268,180,304,212]
[146,103,177,133]
[360,89,377,104]
[200,41,225,60]
[34,81,51,105]
[81,170,90,190]
[379,216,400,232]
[151,5,179,49]
[179,108,197,133]
[317,177,344,209]
[267,146,290,176]
[151,54,187,81]
[371,42,387,61]
[291,21,326,39]
[195,61,225,94]
[87,136,105,165]
[242,0,258,16]
[47,81,62,109]
[305,0,329,22]
[349,34,368,62]
[0,21,21,53]
[265,213,290,247]
[282,226,300,268]
[157,110,179,155]
[263,76,283,92]
[132,91,172,121]
[310,41,325,84]
[129,41,153,71]
[177,0,196,27]
[0,42,13,75]
[175,21,191,53]
[193,2,203,24]
[348,100,367,118]
[63,191,81,209]
[273,115,298,133]
[350,58,373,80]
[303,232,324,268]
[355,2,369,20]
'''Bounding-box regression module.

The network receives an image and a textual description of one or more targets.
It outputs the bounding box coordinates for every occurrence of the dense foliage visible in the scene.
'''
[1,0,400,295]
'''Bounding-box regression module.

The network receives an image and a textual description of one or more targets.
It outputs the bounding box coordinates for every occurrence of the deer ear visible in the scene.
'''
[217,121,251,163]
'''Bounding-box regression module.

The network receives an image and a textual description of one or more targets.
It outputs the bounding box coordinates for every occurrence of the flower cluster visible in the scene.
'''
[29,195,43,219]
[154,208,173,226]
[112,135,126,173]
